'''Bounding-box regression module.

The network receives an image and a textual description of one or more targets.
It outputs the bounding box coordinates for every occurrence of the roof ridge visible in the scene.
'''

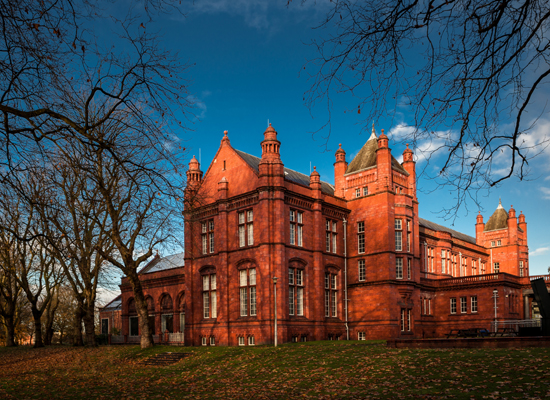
[234,149,335,191]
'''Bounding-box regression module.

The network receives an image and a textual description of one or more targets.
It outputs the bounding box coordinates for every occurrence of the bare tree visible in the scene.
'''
[298,0,550,214]
[0,235,22,347]
[37,149,116,347]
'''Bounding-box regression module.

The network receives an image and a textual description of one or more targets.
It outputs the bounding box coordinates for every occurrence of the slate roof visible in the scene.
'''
[234,149,335,195]
[138,252,185,274]
[101,295,122,311]
[345,135,408,175]
[484,201,509,232]
[419,218,477,244]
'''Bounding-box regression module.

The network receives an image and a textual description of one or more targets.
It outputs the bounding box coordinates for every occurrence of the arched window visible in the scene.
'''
[201,267,217,319]
[238,264,257,317]
[289,260,306,316]
[160,294,173,333]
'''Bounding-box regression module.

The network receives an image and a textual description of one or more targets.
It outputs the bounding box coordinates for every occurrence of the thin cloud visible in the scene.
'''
[540,187,550,200]
[530,246,550,257]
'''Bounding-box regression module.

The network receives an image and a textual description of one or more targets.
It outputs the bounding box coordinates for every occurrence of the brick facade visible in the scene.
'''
[102,124,547,346]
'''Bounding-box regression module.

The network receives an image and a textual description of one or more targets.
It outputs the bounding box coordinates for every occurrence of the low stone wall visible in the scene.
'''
[387,336,550,349]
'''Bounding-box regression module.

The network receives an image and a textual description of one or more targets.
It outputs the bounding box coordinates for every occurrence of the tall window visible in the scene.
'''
[238,210,254,247]
[441,250,446,274]
[239,268,257,316]
[460,297,467,313]
[357,221,365,254]
[481,261,486,274]
[520,261,524,277]
[325,272,337,317]
[355,188,360,197]
[472,259,477,275]
[363,187,368,196]
[406,220,411,252]
[471,296,478,313]
[290,210,303,246]
[450,298,457,314]
[358,260,366,282]
[400,309,411,332]
[289,267,304,316]
[407,258,411,280]
[202,220,215,254]
[396,258,403,279]
[494,262,500,273]
[325,219,337,253]
[395,219,402,251]
[202,273,217,318]
[427,247,434,272]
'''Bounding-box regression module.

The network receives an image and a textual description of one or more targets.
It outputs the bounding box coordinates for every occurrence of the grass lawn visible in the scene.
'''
[1,341,549,399]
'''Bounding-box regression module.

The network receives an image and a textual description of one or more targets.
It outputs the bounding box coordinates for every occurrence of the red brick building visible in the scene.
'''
[103,124,546,345]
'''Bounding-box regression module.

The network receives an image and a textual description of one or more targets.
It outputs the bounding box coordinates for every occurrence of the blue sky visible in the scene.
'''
[100,0,550,302]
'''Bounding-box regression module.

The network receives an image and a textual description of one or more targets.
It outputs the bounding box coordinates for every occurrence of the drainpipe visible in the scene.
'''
[343,218,349,340]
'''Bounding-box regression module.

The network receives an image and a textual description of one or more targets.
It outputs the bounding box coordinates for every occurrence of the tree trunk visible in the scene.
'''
[31,308,44,348]
[43,291,59,346]
[83,303,96,346]
[127,271,153,349]
[72,305,84,346]
[4,316,17,347]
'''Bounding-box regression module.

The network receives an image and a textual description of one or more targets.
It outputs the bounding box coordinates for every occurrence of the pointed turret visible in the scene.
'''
[186,155,203,190]
[258,123,284,182]
[334,143,347,198]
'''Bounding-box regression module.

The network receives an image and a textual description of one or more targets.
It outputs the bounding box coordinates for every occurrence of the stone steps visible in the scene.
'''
[140,352,190,366]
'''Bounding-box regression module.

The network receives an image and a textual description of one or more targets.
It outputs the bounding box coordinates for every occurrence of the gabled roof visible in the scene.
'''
[138,252,185,274]
[101,295,122,311]
[419,218,477,244]
[234,149,335,195]
[484,201,509,232]
[345,134,408,175]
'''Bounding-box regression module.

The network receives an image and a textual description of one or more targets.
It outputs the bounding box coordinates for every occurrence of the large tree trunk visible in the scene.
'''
[72,304,84,346]
[83,303,96,346]
[127,271,153,349]
[31,308,44,348]
[4,316,17,347]
[43,291,59,346]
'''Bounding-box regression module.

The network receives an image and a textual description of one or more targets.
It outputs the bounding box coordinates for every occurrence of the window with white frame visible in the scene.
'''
[358,332,366,340]
[396,258,403,279]
[290,210,303,246]
[406,220,411,252]
[428,299,431,315]
[460,297,467,313]
[289,267,304,316]
[519,261,524,277]
[357,221,365,254]
[450,298,457,314]
[325,219,337,253]
[494,262,500,273]
[491,241,495,247]
[497,240,501,246]
[210,336,215,346]
[201,220,215,254]
[358,260,366,282]
[441,250,446,274]
[238,210,254,247]
[481,261,486,274]
[395,219,402,251]
[472,259,477,275]
[355,188,360,197]
[202,337,207,346]
[239,268,257,316]
[325,272,337,317]
[363,187,368,196]
[248,336,255,346]
[238,336,245,346]
[400,309,411,332]
[202,273,217,318]
[471,296,478,313]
